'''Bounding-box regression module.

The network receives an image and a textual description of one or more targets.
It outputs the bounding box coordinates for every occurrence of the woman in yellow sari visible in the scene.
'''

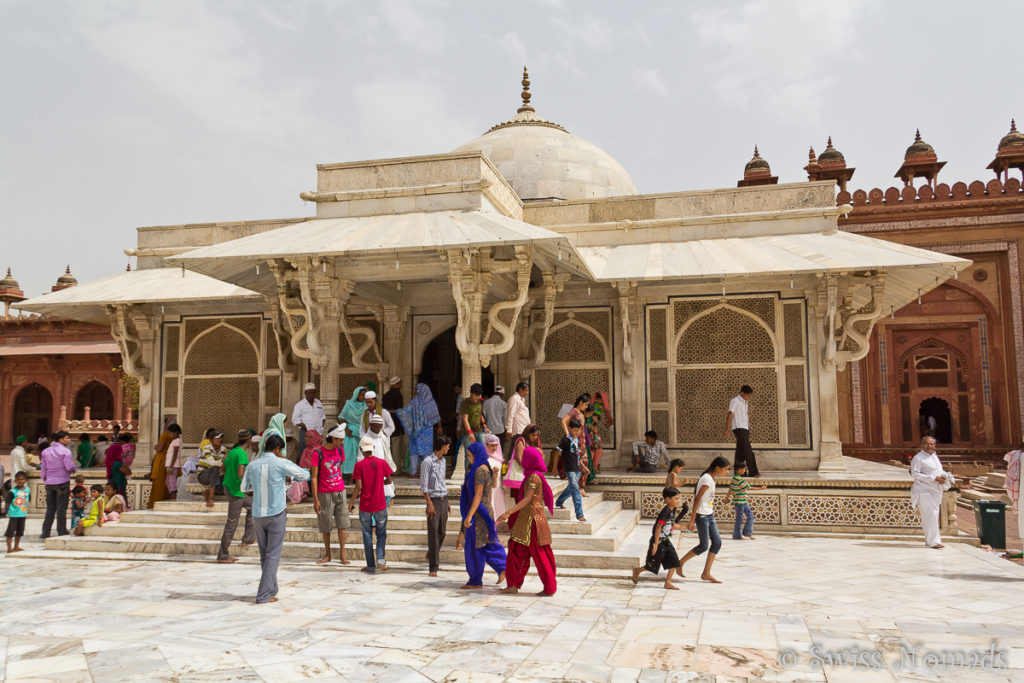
[148,417,175,508]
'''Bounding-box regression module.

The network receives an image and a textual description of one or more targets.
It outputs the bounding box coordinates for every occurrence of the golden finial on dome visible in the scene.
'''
[517,66,535,114]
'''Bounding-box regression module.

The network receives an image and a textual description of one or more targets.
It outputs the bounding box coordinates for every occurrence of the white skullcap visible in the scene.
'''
[303,382,316,392]
[369,413,385,425]
[328,424,347,439]
[364,390,377,399]
[388,376,401,385]
[494,385,505,394]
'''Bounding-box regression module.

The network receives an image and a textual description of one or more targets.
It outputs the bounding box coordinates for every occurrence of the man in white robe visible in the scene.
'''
[910,436,952,549]
[360,413,397,501]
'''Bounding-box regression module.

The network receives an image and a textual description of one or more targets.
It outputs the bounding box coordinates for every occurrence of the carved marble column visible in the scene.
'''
[318,298,343,421]
[446,246,533,481]
[105,305,158,467]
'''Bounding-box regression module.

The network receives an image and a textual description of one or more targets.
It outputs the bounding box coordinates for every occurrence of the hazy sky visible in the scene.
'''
[2,1,1021,298]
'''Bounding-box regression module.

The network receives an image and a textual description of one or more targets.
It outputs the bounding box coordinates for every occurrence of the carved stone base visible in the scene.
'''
[817,441,846,472]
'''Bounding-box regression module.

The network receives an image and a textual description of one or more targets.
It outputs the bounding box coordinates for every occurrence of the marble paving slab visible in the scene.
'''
[3,516,1024,681]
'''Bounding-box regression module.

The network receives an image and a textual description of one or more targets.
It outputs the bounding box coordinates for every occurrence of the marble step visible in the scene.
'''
[82,510,640,552]
[42,534,643,569]
[122,499,627,536]
[12,550,634,579]
[152,501,316,514]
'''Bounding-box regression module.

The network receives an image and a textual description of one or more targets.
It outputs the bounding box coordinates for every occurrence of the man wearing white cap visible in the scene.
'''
[351,414,395,573]
[359,390,395,442]
[312,425,351,566]
[292,382,326,456]
[483,385,508,450]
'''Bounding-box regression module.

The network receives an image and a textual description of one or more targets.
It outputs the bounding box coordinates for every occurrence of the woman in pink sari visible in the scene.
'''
[506,424,542,504]
[287,430,320,504]
[497,446,557,596]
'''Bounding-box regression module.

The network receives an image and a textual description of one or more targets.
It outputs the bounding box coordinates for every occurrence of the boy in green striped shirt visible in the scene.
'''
[725,463,765,540]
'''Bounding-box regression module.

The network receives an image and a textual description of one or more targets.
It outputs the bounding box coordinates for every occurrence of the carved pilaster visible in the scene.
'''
[612,281,639,378]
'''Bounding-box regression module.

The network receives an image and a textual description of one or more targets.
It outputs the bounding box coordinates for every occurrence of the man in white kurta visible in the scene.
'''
[910,436,950,549]
[358,391,395,440]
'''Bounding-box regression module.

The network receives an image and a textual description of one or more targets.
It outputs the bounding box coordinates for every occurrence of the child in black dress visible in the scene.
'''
[630,486,687,590]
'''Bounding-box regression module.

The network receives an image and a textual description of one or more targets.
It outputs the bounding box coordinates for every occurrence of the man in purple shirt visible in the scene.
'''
[40,430,77,538]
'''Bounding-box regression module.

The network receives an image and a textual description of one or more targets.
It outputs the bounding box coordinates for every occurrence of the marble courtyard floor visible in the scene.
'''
[4,518,1024,682]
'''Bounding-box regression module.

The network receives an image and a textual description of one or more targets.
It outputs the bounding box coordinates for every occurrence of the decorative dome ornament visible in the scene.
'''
[998,119,1024,150]
[452,67,637,201]
[738,145,778,187]
[484,67,568,134]
[988,118,1024,182]
[52,265,78,292]
[0,267,19,289]
[904,129,937,160]
[895,129,945,188]
[817,136,845,164]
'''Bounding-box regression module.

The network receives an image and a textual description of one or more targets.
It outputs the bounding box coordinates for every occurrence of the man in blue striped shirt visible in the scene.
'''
[241,433,310,604]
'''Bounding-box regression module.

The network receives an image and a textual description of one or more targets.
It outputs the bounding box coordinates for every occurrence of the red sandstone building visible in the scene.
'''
[741,121,1024,458]
[0,268,130,446]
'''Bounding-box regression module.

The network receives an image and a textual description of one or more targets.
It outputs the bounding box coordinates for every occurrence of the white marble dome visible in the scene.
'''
[453,71,638,202]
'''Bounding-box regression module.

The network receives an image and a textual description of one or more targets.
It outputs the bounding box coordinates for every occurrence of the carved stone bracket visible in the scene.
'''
[613,281,640,377]
[521,271,567,374]
[445,245,533,385]
[819,273,887,371]
[334,278,386,380]
[105,304,150,384]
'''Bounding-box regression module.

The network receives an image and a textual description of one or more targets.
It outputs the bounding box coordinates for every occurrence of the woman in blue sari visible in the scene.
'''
[395,383,441,476]
[338,386,367,476]
[460,442,507,590]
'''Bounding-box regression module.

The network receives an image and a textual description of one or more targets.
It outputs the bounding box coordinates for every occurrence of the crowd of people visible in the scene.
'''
[13,380,958,603]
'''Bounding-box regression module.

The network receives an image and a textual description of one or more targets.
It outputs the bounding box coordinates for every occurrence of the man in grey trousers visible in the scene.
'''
[241,433,310,604]
[420,434,451,577]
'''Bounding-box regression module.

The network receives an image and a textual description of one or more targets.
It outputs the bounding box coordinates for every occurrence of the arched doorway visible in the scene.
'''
[920,397,952,444]
[74,381,115,420]
[419,327,494,442]
[13,383,53,441]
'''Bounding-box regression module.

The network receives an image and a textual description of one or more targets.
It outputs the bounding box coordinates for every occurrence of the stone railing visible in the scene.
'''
[58,404,138,437]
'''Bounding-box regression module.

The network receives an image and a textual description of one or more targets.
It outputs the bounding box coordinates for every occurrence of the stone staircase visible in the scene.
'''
[42,479,646,571]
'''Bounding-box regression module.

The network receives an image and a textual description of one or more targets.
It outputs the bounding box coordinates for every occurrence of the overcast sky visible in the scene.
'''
[2,1,1021,298]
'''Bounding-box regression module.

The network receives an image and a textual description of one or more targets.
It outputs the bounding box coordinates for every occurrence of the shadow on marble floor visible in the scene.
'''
[927,572,1024,582]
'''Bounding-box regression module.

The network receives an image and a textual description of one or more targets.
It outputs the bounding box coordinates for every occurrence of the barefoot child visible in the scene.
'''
[665,459,685,489]
[725,462,765,540]
[4,472,30,552]
[680,456,730,583]
[631,486,684,590]
[497,446,557,596]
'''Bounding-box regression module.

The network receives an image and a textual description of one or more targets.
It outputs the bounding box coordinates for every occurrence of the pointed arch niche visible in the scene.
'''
[161,316,278,444]
[646,294,809,449]
[530,307,616,449]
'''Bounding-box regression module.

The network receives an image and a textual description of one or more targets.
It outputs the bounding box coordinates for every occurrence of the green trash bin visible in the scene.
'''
[974,500,1007,549]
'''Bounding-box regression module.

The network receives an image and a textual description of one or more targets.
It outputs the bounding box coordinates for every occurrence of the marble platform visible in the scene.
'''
[4,515,1023,682]
[593,456,960,537]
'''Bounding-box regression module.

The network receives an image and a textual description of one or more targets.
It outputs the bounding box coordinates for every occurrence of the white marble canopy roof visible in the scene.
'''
[167,209,591,294]
[14,268,260,325]
[576,230,968,313]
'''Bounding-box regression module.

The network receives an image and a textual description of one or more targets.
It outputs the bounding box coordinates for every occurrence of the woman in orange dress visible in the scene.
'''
[147,418,175,508]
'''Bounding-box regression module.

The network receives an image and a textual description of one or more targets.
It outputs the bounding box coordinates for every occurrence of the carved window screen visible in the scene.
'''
[531,308,615,448]
[167,316,269,445]
[651,295,809,449]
